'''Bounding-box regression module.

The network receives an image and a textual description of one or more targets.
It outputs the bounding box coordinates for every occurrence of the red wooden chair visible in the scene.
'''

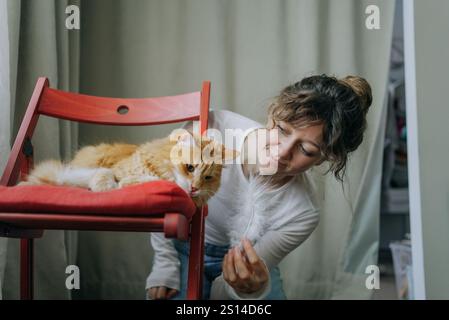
[0,77,210,300]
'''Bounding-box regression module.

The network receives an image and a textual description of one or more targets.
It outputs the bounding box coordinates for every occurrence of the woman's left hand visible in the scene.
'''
[222,238,269,294]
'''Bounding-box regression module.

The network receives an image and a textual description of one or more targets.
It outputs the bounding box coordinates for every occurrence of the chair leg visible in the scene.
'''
[20,238,34,300]
[186,206,206,300]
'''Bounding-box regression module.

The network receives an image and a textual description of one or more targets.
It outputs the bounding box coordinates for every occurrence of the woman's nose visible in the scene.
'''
[277,141,292,160]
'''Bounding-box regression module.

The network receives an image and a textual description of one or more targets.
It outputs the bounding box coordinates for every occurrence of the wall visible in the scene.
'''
[410,0,449,299]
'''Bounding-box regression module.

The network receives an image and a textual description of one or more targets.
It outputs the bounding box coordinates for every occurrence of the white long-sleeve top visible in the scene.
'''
[146,110,320,299]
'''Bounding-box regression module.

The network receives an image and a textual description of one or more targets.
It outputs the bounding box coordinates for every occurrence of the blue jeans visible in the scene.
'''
[171,239,286,300]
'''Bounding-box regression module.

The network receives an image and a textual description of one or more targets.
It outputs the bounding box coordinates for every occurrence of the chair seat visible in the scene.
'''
[0,181,196,219]
[1,78,210,299]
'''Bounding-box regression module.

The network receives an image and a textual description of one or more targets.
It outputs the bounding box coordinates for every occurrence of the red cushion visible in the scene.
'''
[0,181,196,219]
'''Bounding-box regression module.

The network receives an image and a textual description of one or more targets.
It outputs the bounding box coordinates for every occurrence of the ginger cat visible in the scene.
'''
[19,131,237,207]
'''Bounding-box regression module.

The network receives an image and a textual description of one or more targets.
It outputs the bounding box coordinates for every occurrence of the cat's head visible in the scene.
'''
[170,131,238,207]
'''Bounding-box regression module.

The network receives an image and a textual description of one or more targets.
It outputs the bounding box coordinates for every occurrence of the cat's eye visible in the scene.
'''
[186,164,195,172]
[204,176,212,181]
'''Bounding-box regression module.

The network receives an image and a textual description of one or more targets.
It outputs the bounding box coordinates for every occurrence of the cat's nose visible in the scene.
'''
[191,186,198,192]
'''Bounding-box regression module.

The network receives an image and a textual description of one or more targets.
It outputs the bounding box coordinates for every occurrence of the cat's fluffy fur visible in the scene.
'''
[20,132,237,207]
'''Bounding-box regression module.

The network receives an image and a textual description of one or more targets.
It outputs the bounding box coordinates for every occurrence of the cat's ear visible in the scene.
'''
[170,129,201,164]
[175,130,197,148]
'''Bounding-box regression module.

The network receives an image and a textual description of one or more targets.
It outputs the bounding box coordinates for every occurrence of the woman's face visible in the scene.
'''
[264,120,324,176]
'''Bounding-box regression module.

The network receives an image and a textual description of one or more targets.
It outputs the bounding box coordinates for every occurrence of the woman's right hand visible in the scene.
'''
[148,286,179,300]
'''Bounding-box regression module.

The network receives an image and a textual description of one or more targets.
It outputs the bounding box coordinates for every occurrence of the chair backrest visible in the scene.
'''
[39,82,209,127]
[1,77,210,186]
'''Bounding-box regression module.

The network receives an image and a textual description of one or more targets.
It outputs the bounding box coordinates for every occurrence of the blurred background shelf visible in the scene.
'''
[381,187,409,214]
[376,1,411,300]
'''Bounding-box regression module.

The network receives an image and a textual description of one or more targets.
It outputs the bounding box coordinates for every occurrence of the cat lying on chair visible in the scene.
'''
[19,131,238,207]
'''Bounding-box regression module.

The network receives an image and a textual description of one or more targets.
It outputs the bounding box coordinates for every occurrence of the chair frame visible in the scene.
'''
[0,77,210,300]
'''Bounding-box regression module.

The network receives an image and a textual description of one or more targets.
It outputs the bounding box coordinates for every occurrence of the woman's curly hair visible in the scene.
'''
[268,74,373,181]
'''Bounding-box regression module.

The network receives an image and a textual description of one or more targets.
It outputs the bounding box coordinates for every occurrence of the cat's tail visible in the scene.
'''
[19,159,65,186]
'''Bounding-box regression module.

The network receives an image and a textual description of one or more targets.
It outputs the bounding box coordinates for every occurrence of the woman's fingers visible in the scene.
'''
[166,288,179,299]
[156,286,167,299]
[242,239,259,264]
[223,249,237,283]
[242,239,268,278]
[149,287,162,299]
[149,288,157,299]
[233,247,251,280]
[223,248,249,293]
[222,244,270,294]
[149,286,178,300]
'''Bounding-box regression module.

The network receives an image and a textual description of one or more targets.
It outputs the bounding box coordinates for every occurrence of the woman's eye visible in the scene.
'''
[276,124,286,134]
[186,165,195,172]
[204,176,212,181]
[299,144,314,157]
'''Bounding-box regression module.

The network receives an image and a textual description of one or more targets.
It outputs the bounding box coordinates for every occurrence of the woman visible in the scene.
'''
[146,74,373,299]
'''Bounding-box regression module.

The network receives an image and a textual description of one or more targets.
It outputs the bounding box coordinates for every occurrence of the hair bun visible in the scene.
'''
[339,75,372,114]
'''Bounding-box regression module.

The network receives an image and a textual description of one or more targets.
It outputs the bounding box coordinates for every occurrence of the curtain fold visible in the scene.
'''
[0,0,11,300]
[1,0,80,299]
[1,0,394,299]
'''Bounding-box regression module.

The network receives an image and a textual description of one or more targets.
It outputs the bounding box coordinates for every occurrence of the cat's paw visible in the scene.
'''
[118,174,160,188]
[88,169,118,192]
[16,181,35,186]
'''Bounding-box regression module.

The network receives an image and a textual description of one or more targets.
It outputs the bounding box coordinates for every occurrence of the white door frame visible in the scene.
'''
[403,0,426,300]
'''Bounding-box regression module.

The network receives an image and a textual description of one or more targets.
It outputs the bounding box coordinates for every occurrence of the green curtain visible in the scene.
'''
[1,0,394,299]
[2,0,80,299]
[0,0,10,300]
[278,1,394,299]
